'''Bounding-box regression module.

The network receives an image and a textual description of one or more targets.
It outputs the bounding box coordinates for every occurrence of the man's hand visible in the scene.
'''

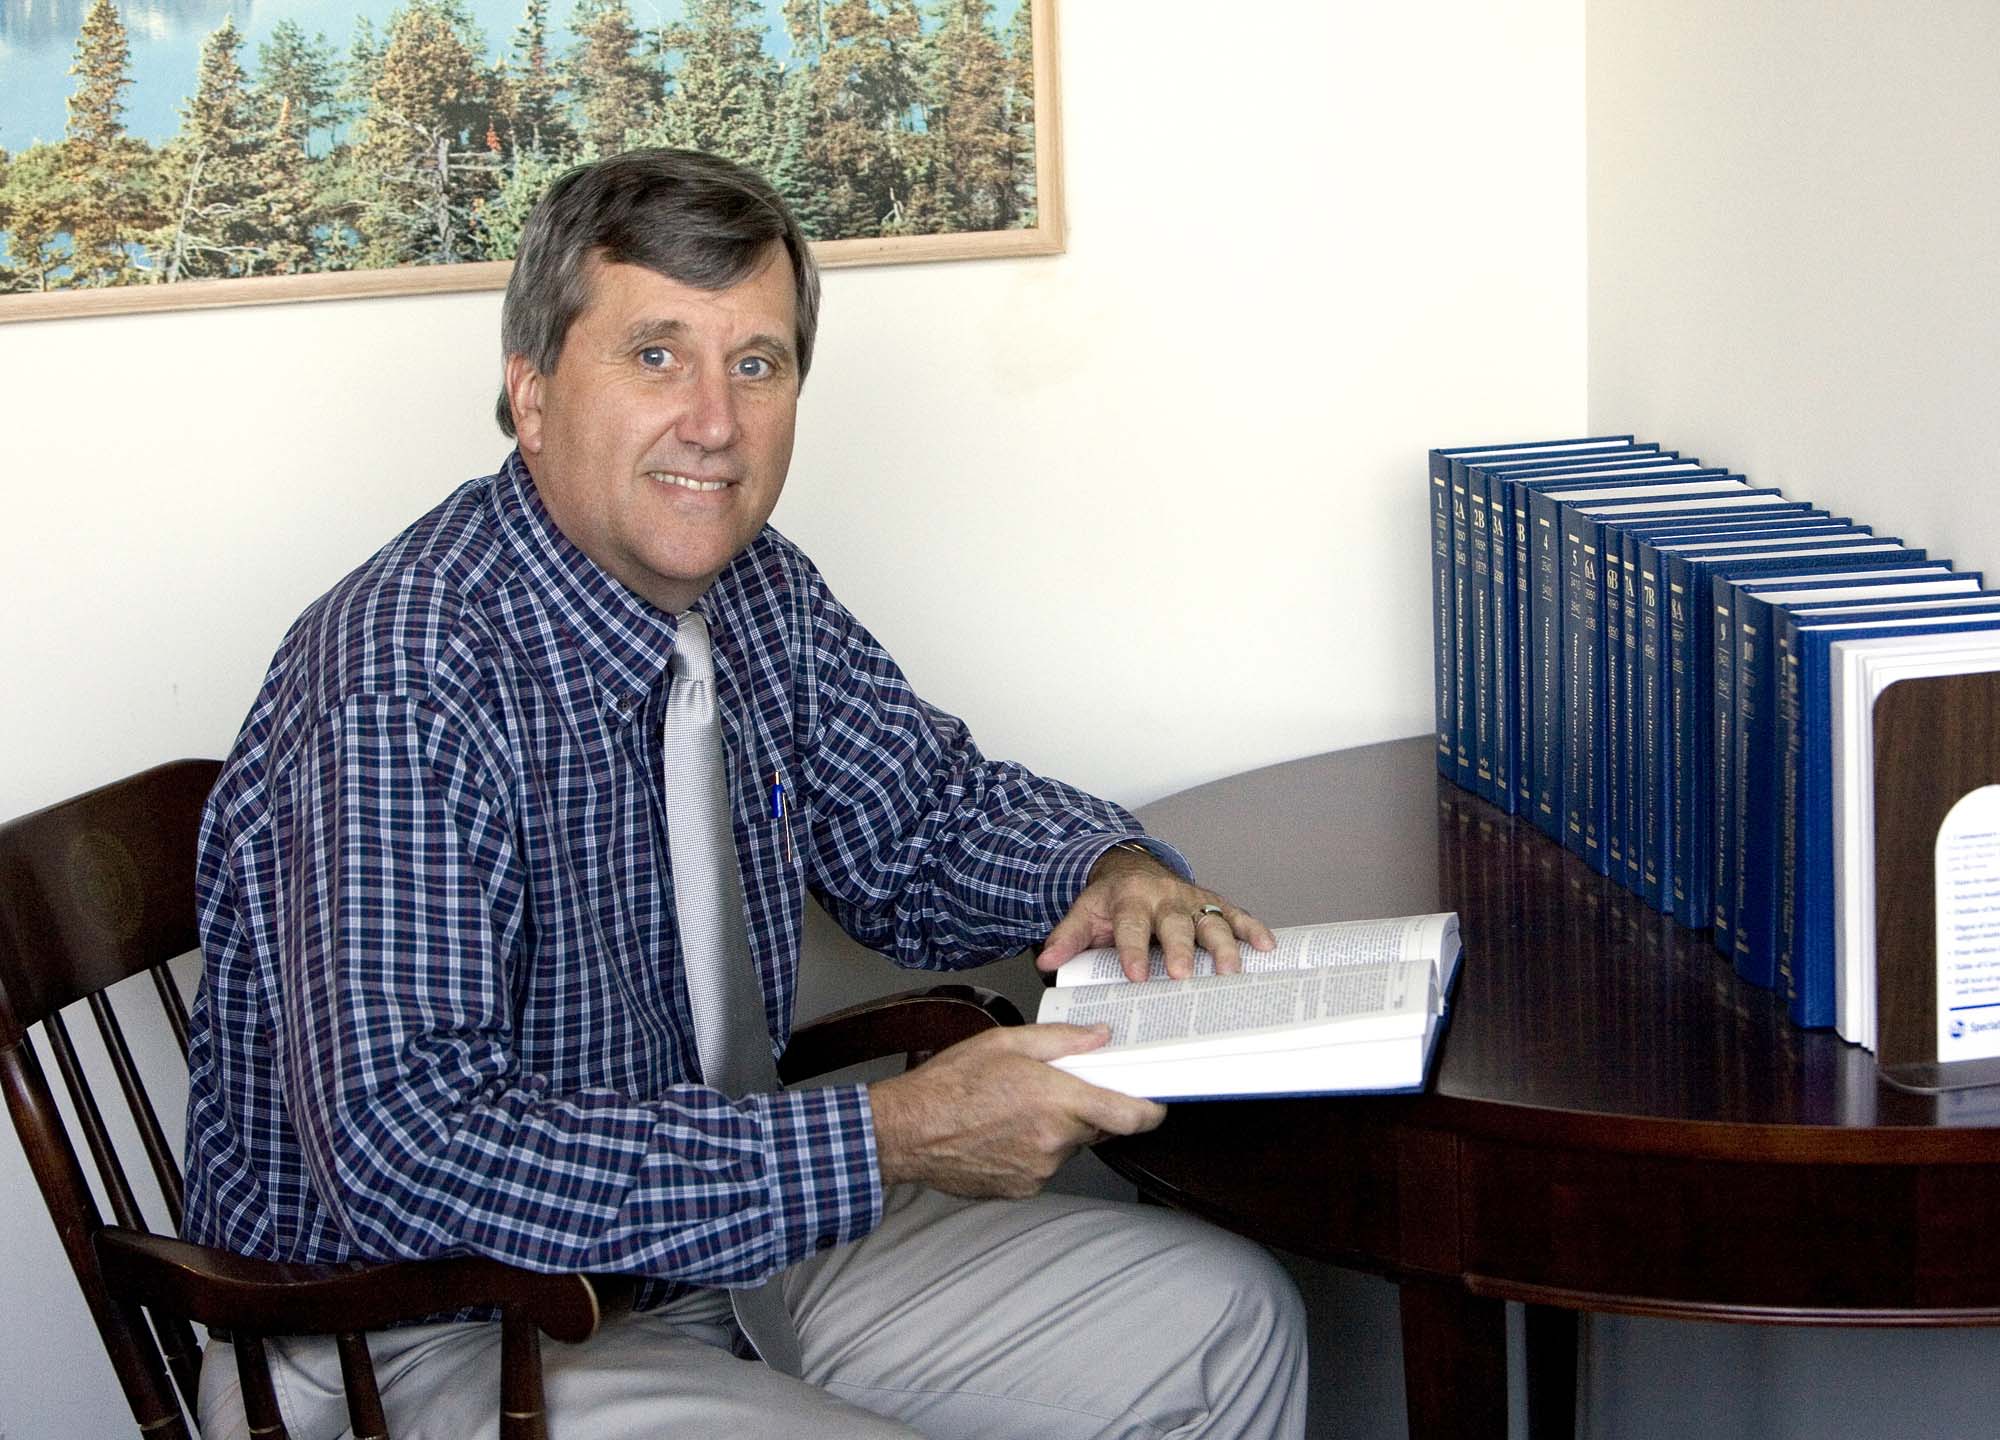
[869,1025,1165,1198]
[1037,844,1277,982]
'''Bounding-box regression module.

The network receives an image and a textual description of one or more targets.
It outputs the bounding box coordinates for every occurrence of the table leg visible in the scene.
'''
[1523,1304,1578,1440]
[1398,1279,1507,1440]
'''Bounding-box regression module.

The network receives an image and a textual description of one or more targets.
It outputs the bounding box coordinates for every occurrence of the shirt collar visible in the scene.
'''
[493,450,682,720]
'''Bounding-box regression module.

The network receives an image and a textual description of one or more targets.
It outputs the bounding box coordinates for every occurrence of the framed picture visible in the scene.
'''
[0,0,1063,324]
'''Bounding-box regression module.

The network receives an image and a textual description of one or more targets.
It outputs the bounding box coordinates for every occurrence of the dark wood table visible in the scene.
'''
[1098,735,2000,1440]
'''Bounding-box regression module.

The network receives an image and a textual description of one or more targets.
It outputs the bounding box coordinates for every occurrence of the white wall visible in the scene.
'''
[1586,2,2000,1437]
[1587,0,2000,571]
[0,2,1584,1434]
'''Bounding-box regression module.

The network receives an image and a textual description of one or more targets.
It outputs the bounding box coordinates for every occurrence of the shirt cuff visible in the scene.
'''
[1042,832,1195,914]
[751,1082,885,1271]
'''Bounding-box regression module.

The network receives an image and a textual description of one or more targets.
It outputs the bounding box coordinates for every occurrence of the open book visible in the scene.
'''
[1037,912,1463,1100]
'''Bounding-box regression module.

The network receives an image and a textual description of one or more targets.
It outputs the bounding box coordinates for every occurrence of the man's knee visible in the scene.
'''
[1084,1205,1307,1439]
[1144,1208,1306,1351]
[1029,1193,1305,1356]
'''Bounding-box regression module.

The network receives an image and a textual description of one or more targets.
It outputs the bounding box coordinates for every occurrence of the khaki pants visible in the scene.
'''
[198,1185,1307,1439]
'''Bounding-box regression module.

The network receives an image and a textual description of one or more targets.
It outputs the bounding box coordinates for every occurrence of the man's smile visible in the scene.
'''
[648,471,734,493]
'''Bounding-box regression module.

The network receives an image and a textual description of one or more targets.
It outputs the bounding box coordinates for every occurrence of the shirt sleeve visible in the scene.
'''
[255,690,881,1284]
[792,586,1188,969]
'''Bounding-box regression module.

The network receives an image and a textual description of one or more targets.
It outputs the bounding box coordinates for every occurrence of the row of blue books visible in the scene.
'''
[1429,435,2000,1033]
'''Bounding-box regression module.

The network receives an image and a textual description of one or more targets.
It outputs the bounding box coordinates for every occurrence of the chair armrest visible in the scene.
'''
[778,983,1025,1084]
[94,1228,634,1344]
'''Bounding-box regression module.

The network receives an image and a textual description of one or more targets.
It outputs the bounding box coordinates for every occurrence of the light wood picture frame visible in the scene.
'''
[0,0,1064,325]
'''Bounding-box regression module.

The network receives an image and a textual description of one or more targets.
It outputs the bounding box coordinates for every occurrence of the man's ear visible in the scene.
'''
[505,353,547,453]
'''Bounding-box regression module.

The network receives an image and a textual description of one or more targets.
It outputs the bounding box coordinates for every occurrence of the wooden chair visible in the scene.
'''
[0,759,1023,1439]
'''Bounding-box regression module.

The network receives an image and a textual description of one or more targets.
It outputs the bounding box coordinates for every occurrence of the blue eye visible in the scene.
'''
[639,346,670,368]
[735,356,773,379]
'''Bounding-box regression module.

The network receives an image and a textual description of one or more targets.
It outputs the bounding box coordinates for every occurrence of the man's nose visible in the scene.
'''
[677,368,739,451]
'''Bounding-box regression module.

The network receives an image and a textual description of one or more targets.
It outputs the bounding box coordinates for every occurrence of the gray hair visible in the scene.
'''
[495,148,821,437]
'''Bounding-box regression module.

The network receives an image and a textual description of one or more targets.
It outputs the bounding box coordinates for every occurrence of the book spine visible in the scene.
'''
[1639,549,1668,909]
[1775,630,1814,1023]
[1470,486,1495,801]
[1581,532,1609,874]
[1731,602,1776,987]
[1512,481,1536,813]
[1451,472,1474,789]
[1602,524,1625,877]
[1667,553,1710,929]
[1431,455,1454,777]
[1563,519,1610,871]
[1711,580,1738,954]
[1622,549,1645,894]
[1562,516,1588,856]
[1798,642,1841,1034]
[1530,493,1566,839]
[1489,477,1517,814]
[1736,592,1784,984]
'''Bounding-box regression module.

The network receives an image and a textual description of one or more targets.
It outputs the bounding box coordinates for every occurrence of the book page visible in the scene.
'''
[1038,959,1434,1055]
[1050,914,1458,987]
[1055,1027,1439,1100]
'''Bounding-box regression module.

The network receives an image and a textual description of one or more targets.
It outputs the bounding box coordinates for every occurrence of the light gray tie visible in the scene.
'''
[662,610,804,1376]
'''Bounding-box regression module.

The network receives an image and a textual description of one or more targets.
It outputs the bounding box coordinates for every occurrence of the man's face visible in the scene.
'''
[507,246,801,615]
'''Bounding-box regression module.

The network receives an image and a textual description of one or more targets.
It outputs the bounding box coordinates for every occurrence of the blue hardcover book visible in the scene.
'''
[1429,453,1454,775]
[1608,544,1640,888]
[1431,438,1643,789]
[1469,485,1497,802]
[1450,468,1475,789]
[1724,571,1983,992]
[1608,543,1630,882]
[1781,598,2000,1029]
[1568,514,1617,869]
[1665,544,1937,934]
[1483,479,1511,807]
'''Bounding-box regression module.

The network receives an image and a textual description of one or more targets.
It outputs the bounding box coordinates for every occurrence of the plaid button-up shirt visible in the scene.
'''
[183,453,1171,1309]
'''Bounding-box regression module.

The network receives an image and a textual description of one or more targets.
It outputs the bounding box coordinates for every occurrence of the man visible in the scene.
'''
[186,148,1306,1438]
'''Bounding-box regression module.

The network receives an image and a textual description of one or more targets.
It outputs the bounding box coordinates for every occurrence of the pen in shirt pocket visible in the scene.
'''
[769,769,794,864]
